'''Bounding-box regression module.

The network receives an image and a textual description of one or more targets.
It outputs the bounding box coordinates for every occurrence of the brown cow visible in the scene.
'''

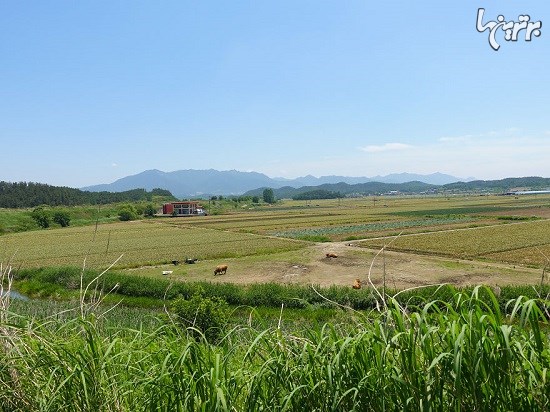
[325,252,338,258]
[214,264,228,275]
[352,279,361,289]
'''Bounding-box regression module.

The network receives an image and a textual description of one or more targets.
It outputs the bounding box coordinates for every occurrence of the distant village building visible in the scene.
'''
[504,189,550,196]
[162,202,207,216]
[509,190,550,195]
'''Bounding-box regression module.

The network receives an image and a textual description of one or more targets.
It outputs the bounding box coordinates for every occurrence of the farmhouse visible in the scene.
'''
[162,201,207,216]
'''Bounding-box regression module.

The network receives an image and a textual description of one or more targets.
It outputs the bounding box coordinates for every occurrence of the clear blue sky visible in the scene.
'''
[2,1,549,187]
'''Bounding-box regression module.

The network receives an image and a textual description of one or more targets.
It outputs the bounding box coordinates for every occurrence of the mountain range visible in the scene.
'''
[82,169,472,198]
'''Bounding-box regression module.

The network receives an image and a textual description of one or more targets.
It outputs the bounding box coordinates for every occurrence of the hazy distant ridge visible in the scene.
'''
[82,169,469,198]
[244,176,550,199]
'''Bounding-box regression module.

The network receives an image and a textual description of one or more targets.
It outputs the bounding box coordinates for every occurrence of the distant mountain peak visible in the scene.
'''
[81,169,470,198]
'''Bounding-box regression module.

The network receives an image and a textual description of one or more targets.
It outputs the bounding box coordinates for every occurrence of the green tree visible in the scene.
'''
[53,211,71,227]
[262,188,275,204]
[118,204,138,221]
[252,196,260,203]
[31,207,51,228]
[143,203,156,217]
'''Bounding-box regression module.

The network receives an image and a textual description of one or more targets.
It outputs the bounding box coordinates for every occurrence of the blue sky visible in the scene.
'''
[2,1,549,187]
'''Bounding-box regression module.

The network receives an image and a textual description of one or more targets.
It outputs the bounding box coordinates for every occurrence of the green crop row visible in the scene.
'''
[180,210,394,234]
[271,216,477,238]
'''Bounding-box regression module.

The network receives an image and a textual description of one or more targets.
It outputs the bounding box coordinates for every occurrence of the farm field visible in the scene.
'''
[0,221,306,269]
[358,219,550,265]
[1,194,549,289]
[180,195,549,241]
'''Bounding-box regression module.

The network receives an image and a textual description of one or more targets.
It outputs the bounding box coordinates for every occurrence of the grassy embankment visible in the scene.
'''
[0,205,120,235]
[2,282,549,411]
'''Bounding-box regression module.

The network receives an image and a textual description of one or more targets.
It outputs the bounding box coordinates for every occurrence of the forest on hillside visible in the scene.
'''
[245,177,550,199]
[0,181,175,208]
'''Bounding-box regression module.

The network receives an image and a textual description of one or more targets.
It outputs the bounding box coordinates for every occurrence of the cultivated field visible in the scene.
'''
[0,221,306,269]
[359,219,550,265]
[1,194,549,289]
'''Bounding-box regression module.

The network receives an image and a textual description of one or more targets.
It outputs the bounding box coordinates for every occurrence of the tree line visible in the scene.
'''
[292,189,342,200]
[245,177,550,199]
[0,181,175,208]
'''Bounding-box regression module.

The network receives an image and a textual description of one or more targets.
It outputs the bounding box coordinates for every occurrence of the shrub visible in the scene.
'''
[200,282,244,305]
[53,211,71,227]
[30,207,51,228]
[143,203,156,217]
[118,204,138,221]
[171,293,229,343]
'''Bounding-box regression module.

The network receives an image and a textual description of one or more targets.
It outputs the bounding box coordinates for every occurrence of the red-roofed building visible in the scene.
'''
[162,202,207,216]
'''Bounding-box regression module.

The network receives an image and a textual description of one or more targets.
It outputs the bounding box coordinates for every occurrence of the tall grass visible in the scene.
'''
[1,284,549,411]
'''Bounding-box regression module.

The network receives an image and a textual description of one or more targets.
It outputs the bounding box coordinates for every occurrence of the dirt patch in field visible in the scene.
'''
[142,240,545,290]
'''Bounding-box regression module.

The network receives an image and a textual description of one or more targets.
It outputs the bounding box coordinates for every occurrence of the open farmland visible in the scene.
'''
[177,195,550,241]
[1,194,549,288]
[0,221,306,269]
[358,219,550,266]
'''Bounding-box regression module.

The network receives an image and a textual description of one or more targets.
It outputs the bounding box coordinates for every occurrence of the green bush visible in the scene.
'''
[15,266,84,289]
[53,211,71,227]
[143,203,156,217]
[171,293,229,343]
[30,206,51,228]
[200,282,244,305]
[12,266,550,316]
[118,204,138,221]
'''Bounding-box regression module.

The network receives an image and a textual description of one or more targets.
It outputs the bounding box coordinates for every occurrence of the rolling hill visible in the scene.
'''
[82,169,468,198]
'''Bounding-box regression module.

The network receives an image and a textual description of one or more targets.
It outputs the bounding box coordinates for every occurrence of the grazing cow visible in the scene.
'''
[325,252,338,258]
[352,279,361,289]
[185,258,197,264]
[172,260,180,266]
[214,264,228,275]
